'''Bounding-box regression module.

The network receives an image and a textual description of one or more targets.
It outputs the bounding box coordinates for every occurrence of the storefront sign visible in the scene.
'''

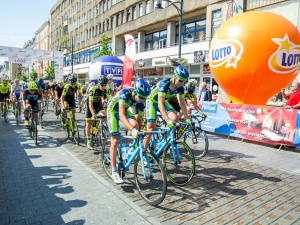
[152,57,169,66]
[194,50,208,63]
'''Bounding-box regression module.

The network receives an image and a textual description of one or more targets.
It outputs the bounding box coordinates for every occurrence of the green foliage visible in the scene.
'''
[172,58,189,68]
[29,68,38,82]
[45,65,55,81]
[94,34,113,58]
[20,75,27,82]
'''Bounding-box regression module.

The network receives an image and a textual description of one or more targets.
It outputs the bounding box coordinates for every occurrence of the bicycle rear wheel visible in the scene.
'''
[162,141,195,186]
[99,125,109,149]
[185,128,209,159]
[34,121,38,145]
[134,151,167,206]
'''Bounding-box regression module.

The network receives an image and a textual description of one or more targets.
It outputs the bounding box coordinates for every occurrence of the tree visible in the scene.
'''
[29,68,38,82]
[20,75,27,82]
[94,34,113,58]
[45,65,55,81]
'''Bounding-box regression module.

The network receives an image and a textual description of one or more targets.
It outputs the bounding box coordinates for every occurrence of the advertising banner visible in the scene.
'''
[122,34,136,88]
[189,101,297,146]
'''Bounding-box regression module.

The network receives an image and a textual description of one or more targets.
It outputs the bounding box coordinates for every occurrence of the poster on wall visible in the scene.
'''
[189,101,297,146]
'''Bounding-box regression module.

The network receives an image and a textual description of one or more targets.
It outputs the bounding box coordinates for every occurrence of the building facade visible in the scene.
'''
[49,0,300,101]
[35,20,51,78]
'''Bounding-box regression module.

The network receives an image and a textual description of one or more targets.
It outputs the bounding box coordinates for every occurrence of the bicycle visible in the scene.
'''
[28,109,40,145]
[81,96,87,114]
[13,99,21,125]
[183,112,209,159]
[61,107,80,145]
[55,99,62,119]
[149,122,195,186]
[83,115,109,150]
[1,97,9,123]
[102,131,167,206]
[43,96,49,112]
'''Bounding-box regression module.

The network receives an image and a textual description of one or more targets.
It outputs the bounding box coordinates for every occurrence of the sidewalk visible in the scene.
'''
[0,118,160,225]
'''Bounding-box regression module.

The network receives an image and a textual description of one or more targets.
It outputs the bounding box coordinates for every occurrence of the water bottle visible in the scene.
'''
[126,148,134,161]
[121,145,127,161]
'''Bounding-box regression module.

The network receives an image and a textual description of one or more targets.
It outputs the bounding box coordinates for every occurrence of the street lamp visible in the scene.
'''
[155,0,183,59]
[59,38,74,73]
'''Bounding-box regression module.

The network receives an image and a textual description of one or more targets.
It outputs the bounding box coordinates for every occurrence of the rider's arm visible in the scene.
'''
[190,94,205,115]
[119,102,134,131]
[77,83,82,106]
[136,115,143,130]
[61,85,68,108]
[177,89,188,119]
[39,92,44,108]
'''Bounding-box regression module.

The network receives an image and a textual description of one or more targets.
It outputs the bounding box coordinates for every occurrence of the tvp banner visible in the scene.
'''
[189,102,298,146]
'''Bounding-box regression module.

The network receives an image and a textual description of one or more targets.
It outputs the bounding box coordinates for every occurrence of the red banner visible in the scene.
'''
[122,34,136,88]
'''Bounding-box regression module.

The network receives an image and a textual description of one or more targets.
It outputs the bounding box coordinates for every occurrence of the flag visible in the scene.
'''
[122,34,136,88]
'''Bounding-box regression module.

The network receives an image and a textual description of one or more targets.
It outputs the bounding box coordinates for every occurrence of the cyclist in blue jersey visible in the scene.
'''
[144,65,191,149]
[107,79,151,184]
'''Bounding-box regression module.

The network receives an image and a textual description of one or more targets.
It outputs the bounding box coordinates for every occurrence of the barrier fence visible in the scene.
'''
[189,101,299,148]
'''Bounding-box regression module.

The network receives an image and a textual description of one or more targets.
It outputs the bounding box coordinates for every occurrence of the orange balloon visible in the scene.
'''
[209,11,300,105]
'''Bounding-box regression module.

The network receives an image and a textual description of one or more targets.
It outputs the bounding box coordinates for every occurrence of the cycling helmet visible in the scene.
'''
[14,79,20,83]
[68,74,77,83]
[185,82,196,95]
[36,78,44,86]
[107,74,114,80]
[88,82,95,88]
[174,65,189,82]
[134,79,151,99]
[189,79,197,84]
[85,82,89,85]
[28,82,37,91]
[98,75,108,85]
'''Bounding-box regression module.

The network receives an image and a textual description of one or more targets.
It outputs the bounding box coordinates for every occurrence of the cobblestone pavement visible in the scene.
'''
[1,108,300,225]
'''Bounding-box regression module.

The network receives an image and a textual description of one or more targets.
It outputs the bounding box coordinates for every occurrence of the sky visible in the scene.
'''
[0,0,58,48]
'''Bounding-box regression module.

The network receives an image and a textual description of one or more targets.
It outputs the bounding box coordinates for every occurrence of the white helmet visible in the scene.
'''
[189,79,197,84]
[85,82,89,85]
[88,82,95,88]
[107,74,114,80]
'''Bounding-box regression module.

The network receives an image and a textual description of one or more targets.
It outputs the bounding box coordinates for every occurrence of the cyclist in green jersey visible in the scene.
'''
[0,77,11,118]
[86,76,109,150]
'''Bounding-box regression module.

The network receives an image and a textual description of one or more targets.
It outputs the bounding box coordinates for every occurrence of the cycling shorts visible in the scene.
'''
[0,93,9,102]
[107,109,135,137]
[25,100,39,110]
[64,98,76,109]
[146,99,174,123]
[12,93,21,100]
[86,104,104,120]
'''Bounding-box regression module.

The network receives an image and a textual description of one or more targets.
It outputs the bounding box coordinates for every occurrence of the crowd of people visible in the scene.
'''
[1,66,299,184]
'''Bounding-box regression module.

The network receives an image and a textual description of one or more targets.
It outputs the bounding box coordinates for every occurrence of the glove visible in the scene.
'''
[186,119,191,125]
[92,114,97,120]
[166,119,174,128]
[202,113,207,120]
[131,128,139,139]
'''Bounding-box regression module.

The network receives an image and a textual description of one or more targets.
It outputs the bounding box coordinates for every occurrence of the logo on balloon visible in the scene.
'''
[209,36,243,69]
[268,34,300,74]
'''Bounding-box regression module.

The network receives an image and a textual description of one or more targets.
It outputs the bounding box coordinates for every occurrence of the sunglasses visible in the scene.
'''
[178,80,186,83]
[138,95,146,100]
[100,84,106,87]
[71,83,76,85]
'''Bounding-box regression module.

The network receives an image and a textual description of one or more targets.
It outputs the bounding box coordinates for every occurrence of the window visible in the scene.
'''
[146,1,150,14]
[133,6,137,20]
[212,9,222,37]
[116,14,119,27]
[139,3,143,17]
[145,30,167,51]
[127,9,131,22]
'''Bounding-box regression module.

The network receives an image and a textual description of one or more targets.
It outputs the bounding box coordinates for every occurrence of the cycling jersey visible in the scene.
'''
[55,85,64,99]
[0,83,11,94]
[107,88,145,136]
[86,86,108,119]
[146,78,184,122]
[51,84,57,91]
[62,83,81,100]
[11,84,23,99]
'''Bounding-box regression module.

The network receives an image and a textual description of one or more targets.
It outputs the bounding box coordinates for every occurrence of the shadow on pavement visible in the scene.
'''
[0,120,87,224]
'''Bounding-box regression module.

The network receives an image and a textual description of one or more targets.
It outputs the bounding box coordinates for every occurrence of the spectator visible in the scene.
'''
[199,82,212,101]
[283,81,300,109]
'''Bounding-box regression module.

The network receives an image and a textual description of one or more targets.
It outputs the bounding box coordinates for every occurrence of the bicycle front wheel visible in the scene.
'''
[101,139,111,178]
[99,125,109,149]
[72,121,80,145]
[134,151,167,206]
[162,141,195,186]
[15,109,19,125]
[185,128,209,159]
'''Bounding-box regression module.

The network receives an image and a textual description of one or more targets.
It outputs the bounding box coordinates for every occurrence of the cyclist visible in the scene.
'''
[54,81,64,116]
[50,80,58,99]
[10,79,23,118]
[23,82,44,127]
[82,82,89,96]
[144,65,191,149]
[168,82,206,118]
[106,74,115,98]
[0,77,11,118]
[85,76,109,150]
[107,78,151,184]
[61,74,82,124]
